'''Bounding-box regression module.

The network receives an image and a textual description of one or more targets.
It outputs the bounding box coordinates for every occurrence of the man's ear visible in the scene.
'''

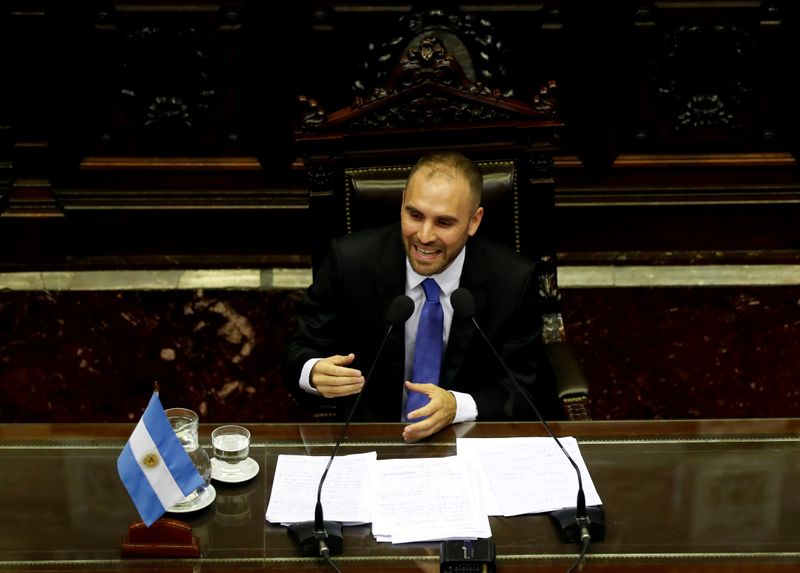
[468,206,484,236]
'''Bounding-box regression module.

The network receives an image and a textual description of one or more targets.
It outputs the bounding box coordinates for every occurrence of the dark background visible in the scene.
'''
[3,0,798,267]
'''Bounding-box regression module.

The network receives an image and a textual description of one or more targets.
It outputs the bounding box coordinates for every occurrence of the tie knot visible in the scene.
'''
[421,278,440,302]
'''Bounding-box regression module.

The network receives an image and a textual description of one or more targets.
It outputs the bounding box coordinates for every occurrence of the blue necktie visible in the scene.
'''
[404,278,443,421]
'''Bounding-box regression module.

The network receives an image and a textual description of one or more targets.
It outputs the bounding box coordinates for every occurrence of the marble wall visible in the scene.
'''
[564,287,800,420]
[0,288,307,423]
[1,284,799,423]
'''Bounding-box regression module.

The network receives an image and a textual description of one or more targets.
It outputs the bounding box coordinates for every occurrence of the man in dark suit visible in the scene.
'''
[284,151,556,441]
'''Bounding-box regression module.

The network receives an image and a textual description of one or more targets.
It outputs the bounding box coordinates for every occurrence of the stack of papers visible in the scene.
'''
[265,436,602,544]
[371,456,490,542]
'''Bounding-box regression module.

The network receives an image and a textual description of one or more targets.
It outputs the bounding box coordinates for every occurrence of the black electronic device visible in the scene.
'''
[550,506,606,543]
[440,538,496,573]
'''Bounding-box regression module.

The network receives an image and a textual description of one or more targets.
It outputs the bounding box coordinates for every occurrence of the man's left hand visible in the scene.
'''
[402,381,456,442]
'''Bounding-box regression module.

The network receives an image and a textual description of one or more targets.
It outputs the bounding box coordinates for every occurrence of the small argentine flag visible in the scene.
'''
[117,392,205,526]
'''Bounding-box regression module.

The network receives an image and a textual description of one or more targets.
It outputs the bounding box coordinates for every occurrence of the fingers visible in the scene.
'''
[402,382,456,442]
[311,354,365,398]
[328,353,356,367]
[402,416,437,442]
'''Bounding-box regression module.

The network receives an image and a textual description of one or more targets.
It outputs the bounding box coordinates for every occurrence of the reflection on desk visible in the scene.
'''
[0,419,799,572]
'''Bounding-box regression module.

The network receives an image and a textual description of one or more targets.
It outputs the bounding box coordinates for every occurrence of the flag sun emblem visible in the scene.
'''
[140,451,161,469]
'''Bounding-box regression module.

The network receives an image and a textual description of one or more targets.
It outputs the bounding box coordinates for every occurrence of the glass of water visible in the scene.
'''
[211,425,251,475]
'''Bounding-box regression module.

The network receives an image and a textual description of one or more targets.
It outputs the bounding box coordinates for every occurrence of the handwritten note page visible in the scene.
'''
[456,436,531,515]
[265,451,376,525]
[371,455,491,543]
[458,437,602,516]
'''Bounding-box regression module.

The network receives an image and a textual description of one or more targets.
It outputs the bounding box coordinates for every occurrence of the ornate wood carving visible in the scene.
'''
[299,35,558,133]
[115,25,218,135]
[383,36,481,93]
[306,165,335,195]
[91,4,243,152]
[654,23,755,131]
[351,8,514,98]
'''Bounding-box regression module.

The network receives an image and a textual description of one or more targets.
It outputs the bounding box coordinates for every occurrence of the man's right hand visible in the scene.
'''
[310,353,365,398]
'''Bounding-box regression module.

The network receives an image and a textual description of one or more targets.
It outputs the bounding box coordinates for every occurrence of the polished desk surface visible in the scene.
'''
[1,419,799,572]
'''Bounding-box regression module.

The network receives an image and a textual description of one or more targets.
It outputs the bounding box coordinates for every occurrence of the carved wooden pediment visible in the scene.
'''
[298,36,559,137]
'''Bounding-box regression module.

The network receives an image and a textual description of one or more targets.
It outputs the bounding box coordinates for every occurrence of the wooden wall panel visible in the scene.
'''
[2,1,311,267]
[554,0,800,259]
[1,1,798,268]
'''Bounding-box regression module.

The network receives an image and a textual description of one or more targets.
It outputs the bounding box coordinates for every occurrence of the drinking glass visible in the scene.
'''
[211,425,251,475]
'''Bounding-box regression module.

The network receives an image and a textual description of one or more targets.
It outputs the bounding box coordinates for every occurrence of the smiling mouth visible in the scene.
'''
[414,244,440,259]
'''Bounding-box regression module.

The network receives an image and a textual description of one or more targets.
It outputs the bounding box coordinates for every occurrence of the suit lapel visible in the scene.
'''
[371,227,407,395]
[442,239,488,388]
[375,225,407,312]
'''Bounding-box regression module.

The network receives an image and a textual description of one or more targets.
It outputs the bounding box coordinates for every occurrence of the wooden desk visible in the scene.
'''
[1,420,799,572]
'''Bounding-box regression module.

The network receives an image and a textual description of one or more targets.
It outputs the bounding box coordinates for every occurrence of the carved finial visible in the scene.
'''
[386,36,473,91]
[531,79,558,115]
[298,95,326,127]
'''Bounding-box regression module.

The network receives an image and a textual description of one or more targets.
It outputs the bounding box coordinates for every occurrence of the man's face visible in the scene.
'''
[400,169,483,276]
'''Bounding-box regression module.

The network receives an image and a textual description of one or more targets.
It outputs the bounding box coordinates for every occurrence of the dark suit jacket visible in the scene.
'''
[283,223,560,422]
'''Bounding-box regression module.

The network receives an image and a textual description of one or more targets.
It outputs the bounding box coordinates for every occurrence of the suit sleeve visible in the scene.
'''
[282,239,346,404]
[468,261,559,421]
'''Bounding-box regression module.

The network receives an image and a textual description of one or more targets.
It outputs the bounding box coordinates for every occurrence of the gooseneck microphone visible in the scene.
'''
[450,288,605,560]
[289,295,415,563]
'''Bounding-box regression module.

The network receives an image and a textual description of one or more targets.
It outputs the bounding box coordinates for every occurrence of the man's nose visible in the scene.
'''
[417,221,436,244]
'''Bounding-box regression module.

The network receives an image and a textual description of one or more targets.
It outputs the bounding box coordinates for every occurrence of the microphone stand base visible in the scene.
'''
[549,505,606,542]
[288,520,343,556]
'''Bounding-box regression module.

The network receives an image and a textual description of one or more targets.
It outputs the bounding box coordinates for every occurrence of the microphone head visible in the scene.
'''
[451,287,476,319]
[386,295,415,326]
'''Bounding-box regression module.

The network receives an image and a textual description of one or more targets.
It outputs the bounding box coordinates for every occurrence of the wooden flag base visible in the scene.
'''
[121,518,201,557]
